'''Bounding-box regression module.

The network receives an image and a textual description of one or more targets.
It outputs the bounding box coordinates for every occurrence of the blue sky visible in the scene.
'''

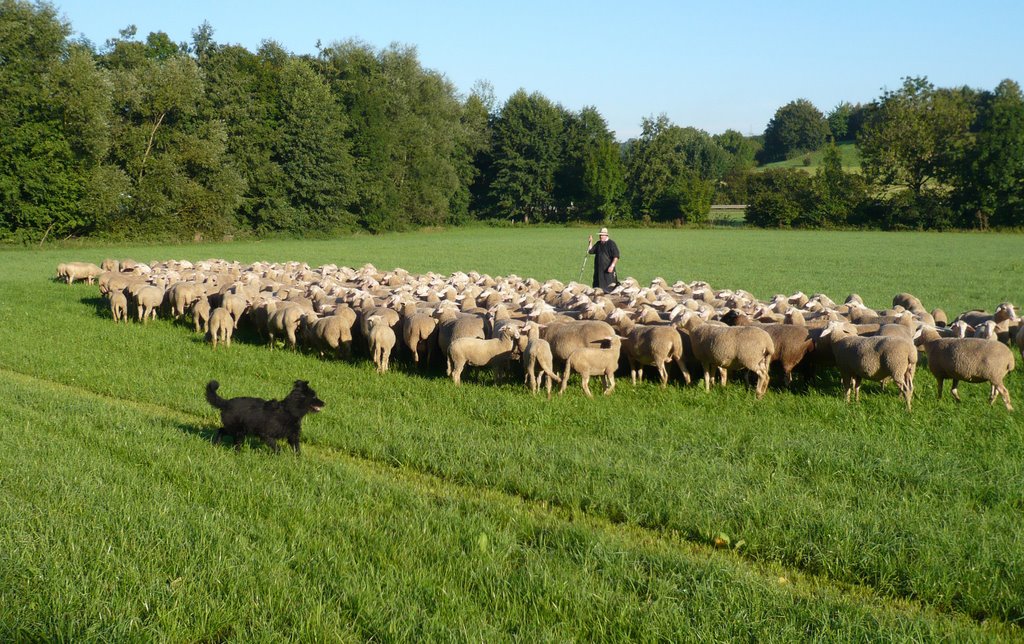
[53,0,1024,140]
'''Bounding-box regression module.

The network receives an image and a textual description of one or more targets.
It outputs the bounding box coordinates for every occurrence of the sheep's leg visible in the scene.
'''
[950,380,962,403]
[702,364,713,392]
[604,370,616,396]
[842,375,853,403]
[996,383,1013,411]
[673,358,691,385]
[451,362,463,385]
[657,362,668,388]
[544,373,553,400]
[935,377,944,399]
[580,373,593,398]
[718,367,728,387]
[853,377,862,403]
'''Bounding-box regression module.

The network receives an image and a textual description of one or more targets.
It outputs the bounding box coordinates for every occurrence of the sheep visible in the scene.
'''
[167,282,203,319]
[435,308,486,356]
[267,302,306,349]
[367,314,397,373]
[721,310,815,388]
[191,296,211,333]
[541,319,618,370]
[220,293,248,328]
[447,325,520,386]
[821,321,917,411]
[301,313,352,359]
[916,326,1015,411]
[108,290,128,323]
[518,321,561,398]
[135,285,164,323]
[682,314,774,399]
[208,307,233,349]
[1016,323,1024,364]
[931,308,949,327]
[559,335,621,398]
[974,320,999,341]
[402,309,438,367]
[58,261,103,285]
[609,310,689,387]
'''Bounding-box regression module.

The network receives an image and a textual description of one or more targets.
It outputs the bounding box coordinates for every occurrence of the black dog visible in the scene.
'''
[205,380,324,454]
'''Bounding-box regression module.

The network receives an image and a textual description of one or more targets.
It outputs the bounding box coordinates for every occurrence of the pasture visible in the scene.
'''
[1,227,1022,640]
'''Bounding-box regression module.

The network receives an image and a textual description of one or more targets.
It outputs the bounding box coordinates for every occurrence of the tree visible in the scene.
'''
[624,115,716,223]
[826,102,854,141]
[954,79,1024,228]
[760,99,829,163]
[0,0,80,240]
[557,106,625,222]
[858,77,975,200]
[487,89,566,223]
[744,169,814,228]
[102,36,243,239]
[713,129,760,172]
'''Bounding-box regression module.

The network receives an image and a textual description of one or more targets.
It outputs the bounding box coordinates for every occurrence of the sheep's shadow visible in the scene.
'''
[80,295,110,319]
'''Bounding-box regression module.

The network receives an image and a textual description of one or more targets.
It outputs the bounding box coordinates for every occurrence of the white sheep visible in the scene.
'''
[559,335,621,398]
[108,290,128,323]
[609,310,689,387]
[208,307,233,349]
[916,326,1015,411]
[681,313,773,399]
[135,285,164,323]
[367,314,397,373]
[447,325,519,385]
[821,321,917,411]
[519,321,561,398]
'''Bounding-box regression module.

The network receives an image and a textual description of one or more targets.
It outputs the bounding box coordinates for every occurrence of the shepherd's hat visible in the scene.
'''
[599,227,609,235]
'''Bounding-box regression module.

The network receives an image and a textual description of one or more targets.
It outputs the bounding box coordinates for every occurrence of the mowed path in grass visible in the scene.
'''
[1,227,1022,640]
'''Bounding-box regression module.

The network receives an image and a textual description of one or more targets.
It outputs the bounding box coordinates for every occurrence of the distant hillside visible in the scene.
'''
[758,142,861,174]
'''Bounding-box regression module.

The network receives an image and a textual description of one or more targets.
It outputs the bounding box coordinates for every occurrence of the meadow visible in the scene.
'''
[759,142,863,174]
[1,226,1022,640]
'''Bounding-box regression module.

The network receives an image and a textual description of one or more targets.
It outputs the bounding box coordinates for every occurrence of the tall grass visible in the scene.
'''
[1,227,1021,639]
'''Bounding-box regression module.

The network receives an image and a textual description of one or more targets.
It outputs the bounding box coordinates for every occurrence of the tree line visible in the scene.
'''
[2,1,1022,243]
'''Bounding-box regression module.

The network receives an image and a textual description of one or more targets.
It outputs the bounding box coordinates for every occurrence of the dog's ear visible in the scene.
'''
[295,379,309,388]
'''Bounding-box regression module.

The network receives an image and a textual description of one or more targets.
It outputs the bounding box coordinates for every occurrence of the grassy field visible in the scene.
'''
[1,227,1022,640]
[759,142,862,174]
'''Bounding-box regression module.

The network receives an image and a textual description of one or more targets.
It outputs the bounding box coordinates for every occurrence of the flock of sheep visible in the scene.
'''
[58,258,1022,410]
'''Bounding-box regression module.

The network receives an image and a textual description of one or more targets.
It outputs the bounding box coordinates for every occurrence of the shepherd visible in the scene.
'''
[587,227,620,292]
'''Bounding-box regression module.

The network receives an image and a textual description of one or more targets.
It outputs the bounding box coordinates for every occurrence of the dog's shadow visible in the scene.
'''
[175,422,250,451]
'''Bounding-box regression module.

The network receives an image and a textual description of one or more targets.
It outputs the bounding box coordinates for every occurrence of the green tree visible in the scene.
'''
[316,41,475,231]
[0,0,81,240]
[826,102,854,141]
[713,129,760,172]
[955,79,1024,228]
[624,115,716,223]
[760,99,829,162]
[806,142,866,227]
[745,169,814,228]
[102,36,243,239]
[487,89,566,223]
[858,76,975,200]
[557,107,625,222]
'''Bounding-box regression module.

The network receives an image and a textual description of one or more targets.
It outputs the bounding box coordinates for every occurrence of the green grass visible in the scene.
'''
[759,142,862,174]
[1,227,1022,640]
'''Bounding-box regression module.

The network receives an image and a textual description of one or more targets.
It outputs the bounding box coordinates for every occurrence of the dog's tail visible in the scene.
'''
[205,380,228,410]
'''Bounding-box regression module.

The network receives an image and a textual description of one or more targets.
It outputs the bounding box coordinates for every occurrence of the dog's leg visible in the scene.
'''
[233,434,244,451]
[264,437,281,453]
[287,435,301,454]
[212,429,223,445]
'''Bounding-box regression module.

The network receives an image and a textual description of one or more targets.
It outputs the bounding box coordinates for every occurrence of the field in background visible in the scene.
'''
[1,227,1022,640]
[759,142,862,174]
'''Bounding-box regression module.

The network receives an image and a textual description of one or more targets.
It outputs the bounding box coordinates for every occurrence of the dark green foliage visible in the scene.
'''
[745,169,814,227]
[759,98,829,163]
[952,79,1024,228]
[625,115,721,223]
[486,89,567,223]
[556,107,626,222]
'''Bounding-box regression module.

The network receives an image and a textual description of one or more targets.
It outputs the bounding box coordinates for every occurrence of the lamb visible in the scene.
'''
[916,326,1015,411]
[558,335,621,398]
[108,290,128,323]
[220,293,248,328]
[682,313,774,399]
[366,314,397,373]
[191,296,211,333]
[821,321,917,411]
[608,310,689,387]
[447,325,520,385]
[208,307,234,349]
[518,321,561,398]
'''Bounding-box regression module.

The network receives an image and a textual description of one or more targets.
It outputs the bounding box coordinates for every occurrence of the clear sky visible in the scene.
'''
[52,0,1024,141]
